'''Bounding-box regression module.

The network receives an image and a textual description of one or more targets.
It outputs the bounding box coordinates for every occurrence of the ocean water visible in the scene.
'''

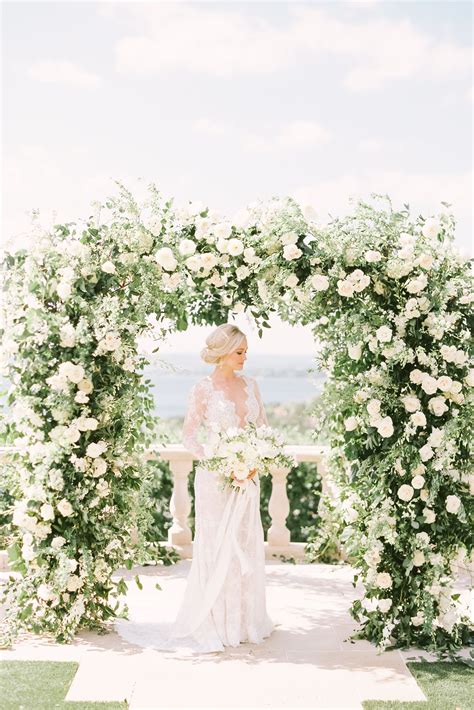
[146,352,325,418]
[0,353,326,420]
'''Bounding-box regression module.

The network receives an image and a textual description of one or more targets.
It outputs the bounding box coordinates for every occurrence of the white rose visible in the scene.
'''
[57,499,74,517]
[348,343,362,361]
[376,416,394,438]
[406,274,428,294]
[101,261,116,274]
[449,380,462,394]
[213,223,232,240]
[56,281,72,300]
[337,279,354,297]
[59,323,76,348]
[398,484,414,502]
[428,427,443,448]
[283,244,302,261]
[236,265,250,281]
[411,612,425,627]
[376,326,392,343]
[402,395,420,413]
[411,474,425,490]
[40,503,55,521]
[51,536,66,550]
[428,396,448,417]
[465,369,474,387]
[92,457,107,477]
[419,444,434,462]
[365,250,382,263]
[281,231,298,245]
[437,375,453,392]
[77,378,93,394]
[410,369,424,385]
[445,495,461,514]
[378,598,393,613]
[284,273,299,288]
[376,572,392,589]
[411,411,427,428]
[154,247,177,271]
[423,508,436,524]
[178,239,196,256]
[243,247,257,263]
[420,374,438,395]
[344,416,358,431]
[215,238,228,254]
[86,441,108,458]
[227,238,244,256]
[422,218,441,239]
[413,550,425,567]
[416,253,434,270]
[37,583,53,601]
[367,400,381,419]
[311,274,330,291]
[58,361,82,384]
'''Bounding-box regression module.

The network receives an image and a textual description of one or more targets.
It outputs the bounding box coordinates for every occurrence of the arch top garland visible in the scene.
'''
[0,181,472,652]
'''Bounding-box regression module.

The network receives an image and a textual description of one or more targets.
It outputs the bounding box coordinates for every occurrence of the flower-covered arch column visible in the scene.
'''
[1,182,472,652]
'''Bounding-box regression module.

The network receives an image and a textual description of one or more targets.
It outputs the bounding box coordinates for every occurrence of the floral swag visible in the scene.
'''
[0,182,472,654]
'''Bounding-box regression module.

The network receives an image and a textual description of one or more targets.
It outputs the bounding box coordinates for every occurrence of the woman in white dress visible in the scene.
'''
[168,323,275,653]
[116,323,275,655]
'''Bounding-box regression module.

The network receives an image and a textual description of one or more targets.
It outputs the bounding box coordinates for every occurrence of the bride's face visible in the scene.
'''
[221,338,248,371]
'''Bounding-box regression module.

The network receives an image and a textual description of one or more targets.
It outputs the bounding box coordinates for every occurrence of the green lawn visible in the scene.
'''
[0,660,128,710]
[363,661,474,710]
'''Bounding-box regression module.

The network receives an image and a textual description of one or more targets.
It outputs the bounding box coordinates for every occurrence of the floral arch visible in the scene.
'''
[1,182,472,653]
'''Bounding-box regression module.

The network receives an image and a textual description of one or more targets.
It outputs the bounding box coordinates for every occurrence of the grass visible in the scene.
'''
[0,660,128,709]
[363,660,474,710]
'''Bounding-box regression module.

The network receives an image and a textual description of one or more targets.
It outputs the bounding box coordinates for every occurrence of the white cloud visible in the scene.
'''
[192,119,229,136]
[27,60,101,88]
[358,138,385,152]
[291,170,473,255]
[243,120,330,152]
[109,4,471,91]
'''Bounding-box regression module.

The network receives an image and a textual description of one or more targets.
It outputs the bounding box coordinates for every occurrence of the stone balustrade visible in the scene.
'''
[147,444,329,560]
[0,444,330,569]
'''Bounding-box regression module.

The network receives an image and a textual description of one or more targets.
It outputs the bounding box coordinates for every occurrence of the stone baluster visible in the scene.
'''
[267,465,291,547]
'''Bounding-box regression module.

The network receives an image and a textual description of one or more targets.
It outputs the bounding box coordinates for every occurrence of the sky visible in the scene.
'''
[2,0,472,355]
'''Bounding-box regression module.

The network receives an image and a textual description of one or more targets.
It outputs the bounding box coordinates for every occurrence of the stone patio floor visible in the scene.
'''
[1,560,468,709]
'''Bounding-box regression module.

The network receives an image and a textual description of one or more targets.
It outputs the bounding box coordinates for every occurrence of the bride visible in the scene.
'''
[116,323,275,655]
[174,323,275,652]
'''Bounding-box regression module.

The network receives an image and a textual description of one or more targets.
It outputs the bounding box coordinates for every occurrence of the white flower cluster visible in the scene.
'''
[204,423,296,493]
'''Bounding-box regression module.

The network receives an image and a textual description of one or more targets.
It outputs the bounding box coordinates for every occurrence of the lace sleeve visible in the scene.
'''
[252,378,269,427]
[182,380,207,458]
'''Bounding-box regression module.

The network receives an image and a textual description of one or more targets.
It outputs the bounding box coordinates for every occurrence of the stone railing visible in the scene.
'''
[0,444,329,569]
[147,444,329,560]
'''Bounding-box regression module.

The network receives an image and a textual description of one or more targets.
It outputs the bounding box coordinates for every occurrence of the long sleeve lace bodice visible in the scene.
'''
[182,374,267,458]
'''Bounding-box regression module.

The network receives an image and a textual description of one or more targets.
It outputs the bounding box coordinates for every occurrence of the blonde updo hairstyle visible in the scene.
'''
[200,324,247,366]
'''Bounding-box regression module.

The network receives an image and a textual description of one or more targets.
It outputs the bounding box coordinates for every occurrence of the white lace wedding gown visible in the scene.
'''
[116,373,275,655]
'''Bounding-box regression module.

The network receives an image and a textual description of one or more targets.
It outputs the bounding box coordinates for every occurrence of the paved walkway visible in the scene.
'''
[1,560,452,709]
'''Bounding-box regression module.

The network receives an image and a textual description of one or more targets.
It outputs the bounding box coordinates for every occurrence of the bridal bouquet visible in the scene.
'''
[203,423,296,493]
